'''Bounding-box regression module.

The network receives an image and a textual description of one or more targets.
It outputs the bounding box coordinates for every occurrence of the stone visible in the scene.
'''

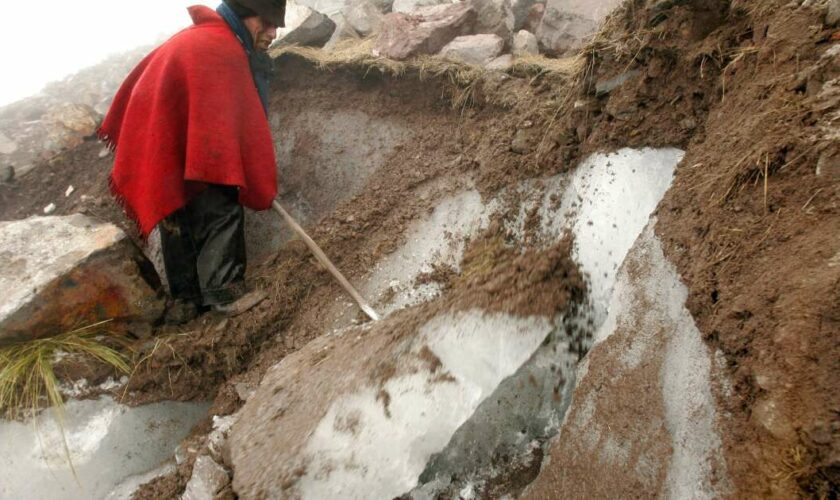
[439,34,505,66]
[816,147,840,179]
[0,131,17,155]
[829,0,840,25]
[509,0,540,31]
[752,397,796,440]
[0,214,164,342]
[276,7,337,47]
[344,0,385,36]
[512,29,539,56]
[322,13,361,51]
[375,3,478,60]
[469,0,512,41]
[536,0,622,55]
[182,455,230,500]
[510,127,535,153]
[43,203,56,214]
[392,0,446,14]
[486,53,514,71]
[43,103,101,153]
[2,165,14,184]
[522,2,545,33]
[595,69,641,96]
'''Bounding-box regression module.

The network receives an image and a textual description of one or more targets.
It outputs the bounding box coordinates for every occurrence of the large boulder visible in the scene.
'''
[343,0,386,36]
[374,3,478,60]
[469,0,512,40]
[536,0,621,55]
[43,103,101,156]
[275,6,337,47]
[439,34,505,66]
[0,214,163,342]
[512,29,539,56]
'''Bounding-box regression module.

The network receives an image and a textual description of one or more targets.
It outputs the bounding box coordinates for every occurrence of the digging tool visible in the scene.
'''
[272,200,381,322]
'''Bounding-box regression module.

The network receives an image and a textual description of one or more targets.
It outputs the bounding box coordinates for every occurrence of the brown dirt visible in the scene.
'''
[545,0,840,497]
[2,0,837,495]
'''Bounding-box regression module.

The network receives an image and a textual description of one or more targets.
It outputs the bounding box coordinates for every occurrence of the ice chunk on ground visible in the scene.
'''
[0,397,209,500]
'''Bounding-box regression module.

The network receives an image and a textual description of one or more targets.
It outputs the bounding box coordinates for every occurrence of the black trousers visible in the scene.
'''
[159,185,246,306]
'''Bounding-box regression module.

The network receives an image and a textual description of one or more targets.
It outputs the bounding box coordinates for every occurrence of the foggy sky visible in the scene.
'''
[0,0,217,107]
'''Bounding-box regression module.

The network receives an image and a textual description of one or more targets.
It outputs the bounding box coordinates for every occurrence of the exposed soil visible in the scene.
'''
[550,0,840,496]
[2,0,838,496]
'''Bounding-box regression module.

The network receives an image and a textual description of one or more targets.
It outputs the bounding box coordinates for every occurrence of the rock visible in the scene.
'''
[816,148,840,179]
[43,103,101,153]
[486,53,514,71]
[65,185,75,197]
[594,69,641,96]
[512,29,539,56]
[536,0,622,55]
[276,7,337,47]
[439,34,505,66]
[829,0,840,25]
[1,165,14,184]
[752,397,796,440]
[182,455,230,500]
[392,0,446,14]
[522,2,545,33]
[375,3,478,60]
[0,131,17,155]
[0,214,164,342]
[207,414,239,466]
[510,127,535,153]
[344,0,385,36]
[509,0,540,31]
[43,203,56,214]
[322,13,361,51]
[469,0,512,41]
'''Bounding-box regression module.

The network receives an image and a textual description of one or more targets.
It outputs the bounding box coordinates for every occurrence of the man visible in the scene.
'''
[99,0,286,323]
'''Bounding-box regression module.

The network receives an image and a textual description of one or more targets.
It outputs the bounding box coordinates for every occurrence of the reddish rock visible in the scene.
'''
[0,214,163,342]
[374,2,477,60]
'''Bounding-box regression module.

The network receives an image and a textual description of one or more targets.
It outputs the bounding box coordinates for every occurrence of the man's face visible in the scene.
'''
[243,17,278,52]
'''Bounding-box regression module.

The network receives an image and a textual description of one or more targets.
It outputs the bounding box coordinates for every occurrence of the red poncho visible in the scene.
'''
[100,5,277,237]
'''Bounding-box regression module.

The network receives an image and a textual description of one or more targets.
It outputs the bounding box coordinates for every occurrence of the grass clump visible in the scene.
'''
[0,320,130,420]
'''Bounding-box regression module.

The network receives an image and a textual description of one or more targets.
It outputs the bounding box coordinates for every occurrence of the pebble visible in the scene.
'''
[65,185,75,197]
[43,203,56,214]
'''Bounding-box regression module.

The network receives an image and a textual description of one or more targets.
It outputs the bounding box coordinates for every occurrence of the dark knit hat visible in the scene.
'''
[223,0,287,27]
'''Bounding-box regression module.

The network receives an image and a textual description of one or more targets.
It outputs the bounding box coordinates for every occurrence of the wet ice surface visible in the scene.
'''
[0,397,209,500]
[285,148,685,498]
[297,311,555,499]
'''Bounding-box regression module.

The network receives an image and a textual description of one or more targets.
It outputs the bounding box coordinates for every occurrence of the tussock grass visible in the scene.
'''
[0,320,130,420]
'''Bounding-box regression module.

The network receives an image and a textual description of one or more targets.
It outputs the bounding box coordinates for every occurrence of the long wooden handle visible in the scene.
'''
[272,201,381,322]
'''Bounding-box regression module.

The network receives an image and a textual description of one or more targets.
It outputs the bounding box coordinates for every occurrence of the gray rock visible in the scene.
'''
[1,165,13,183]
[522,2,545,33]
[486,53,514,71]
[512,29,539,56]
[828,0,840,25]
[392,0,446,14]
[277,7,337,47]
[536,0,621,55]
[344,0,385,36]
[508,0,539,31]
[439,34,505,66]
[0,131,17,155]
[322,13,361,51]
[375,3,478,60]
[182,455,230,500]
[0,214,164,342]
[595,69,641,96]
[469,0,512,41]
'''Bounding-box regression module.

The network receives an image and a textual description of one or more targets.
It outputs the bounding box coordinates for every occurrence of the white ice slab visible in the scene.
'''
[296,311,554,499]
[0,397,208,500]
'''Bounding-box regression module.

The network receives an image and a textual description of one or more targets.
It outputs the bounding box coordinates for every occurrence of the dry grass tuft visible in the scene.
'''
[0,320,130,420]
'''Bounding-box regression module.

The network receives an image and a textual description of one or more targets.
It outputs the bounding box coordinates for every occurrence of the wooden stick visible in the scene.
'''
[272,201,380,322]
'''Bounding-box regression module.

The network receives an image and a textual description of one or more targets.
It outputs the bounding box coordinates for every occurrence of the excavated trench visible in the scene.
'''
[3,54,710,499]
